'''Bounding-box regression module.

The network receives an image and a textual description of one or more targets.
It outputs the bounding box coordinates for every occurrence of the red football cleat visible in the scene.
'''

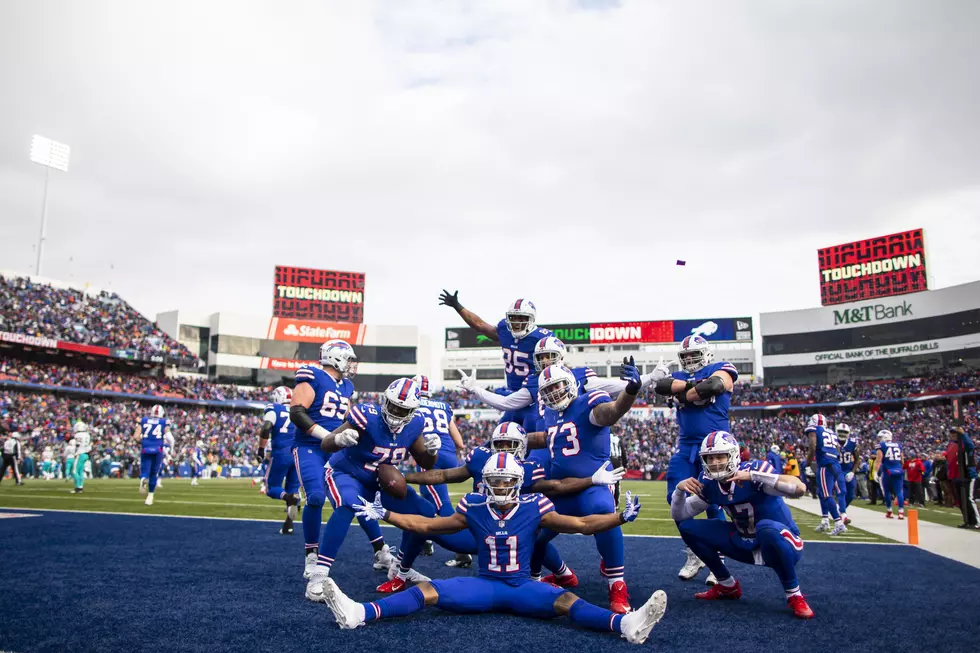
[787,594,814,619]
[695,580,742,600]
[885,511,894,519]
[608,580,631,614]
[898,512,905,520]
[376,577,407,594]
[843,516,852,526]
[542,570,579,588]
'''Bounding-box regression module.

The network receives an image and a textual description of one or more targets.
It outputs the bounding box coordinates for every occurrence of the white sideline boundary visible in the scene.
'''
[0,506,903,544]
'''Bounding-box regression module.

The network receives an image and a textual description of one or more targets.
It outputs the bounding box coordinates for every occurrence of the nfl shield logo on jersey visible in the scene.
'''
[498,521,506,528]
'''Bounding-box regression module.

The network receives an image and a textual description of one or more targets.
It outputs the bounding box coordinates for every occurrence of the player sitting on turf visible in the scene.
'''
[257,386,301,535]
[670,430,814,619]
[320,453,667,644]
[394,421,625,593]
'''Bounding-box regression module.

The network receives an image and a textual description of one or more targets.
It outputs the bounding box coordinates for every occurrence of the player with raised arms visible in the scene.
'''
[320,452,668,644]
[258,386,301,534]
[653,335,738,584]
[135,404,171,506]
[874,429,905,520]
[836,423,859,519]
[304,377,447,601]
[523,358,643,613]
[438,290,552,426]
[670,431,814,619]
[804,414,847,534]
[289,340,395,578]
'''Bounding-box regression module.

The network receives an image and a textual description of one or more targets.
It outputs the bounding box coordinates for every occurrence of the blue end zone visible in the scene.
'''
[2,509,979,653]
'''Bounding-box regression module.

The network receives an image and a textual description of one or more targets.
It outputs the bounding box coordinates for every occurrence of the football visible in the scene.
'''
[377,463,407,500]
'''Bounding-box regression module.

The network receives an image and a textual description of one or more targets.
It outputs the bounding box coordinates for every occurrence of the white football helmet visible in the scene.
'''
[699,431,741,481]
[808,414,827,429]
[150,405,165,419]
[73,420,89,434]
[320,340,358,377]
[270,386,293,405]
[877,429,893,442]
[490,422,528,460]
[678,335,713,373]
[381,378,422,433]
[836,423,851,443]
[538,364,577,411]
[770,444,780,454]
[533,336,566,373]
[482,452,525,506]
[505,299,537,340]
[412,374,431,398]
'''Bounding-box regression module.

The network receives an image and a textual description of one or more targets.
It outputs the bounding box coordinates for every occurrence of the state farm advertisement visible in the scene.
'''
[817,228,928,306]
[266,317,366,345]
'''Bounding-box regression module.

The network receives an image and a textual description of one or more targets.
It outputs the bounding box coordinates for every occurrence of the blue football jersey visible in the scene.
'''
[418,398,456,456]
[191,447,205,465]
[328,403,424,488]
[879,441,903,473]
[804,424,839,465]
[671,361,738,446]
[496,319,553,391]
[542,389,613,480]
[839,439,858,473]
[456,491,555,585]
[140,417,168,454]
[523,365,595,401]
[263,402,295,452]
[699,460,799,538]
[766,451,783,473]
[465,446,545,493]
[293,365,355,447]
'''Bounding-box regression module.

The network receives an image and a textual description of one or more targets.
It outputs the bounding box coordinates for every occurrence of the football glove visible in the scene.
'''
[423,433,441,455]
[651,356,671,382]
[620,356,642,395]
[592,462,626,486]
[805,466,815,478]
[438,289,462,311]
[458,369,477,393]
[335,428,360,448]
[256,447,266,463]
[619,491,641,523]
[354,492,388,522]
[845,472,855,482]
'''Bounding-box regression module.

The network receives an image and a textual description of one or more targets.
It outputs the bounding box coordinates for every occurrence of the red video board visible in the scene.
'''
[817,229,928,306]
[273,266,365,323]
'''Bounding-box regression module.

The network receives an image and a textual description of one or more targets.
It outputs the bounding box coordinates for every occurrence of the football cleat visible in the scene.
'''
[305,571,329,603]
[843,516,852,525]
[323,578,367,630]
[814,521,829,532]
[190,478,199,486]
[620,590,667,645]
[422,541,435,556]
[445,553,473,568]
[678,548,705,580]
[705,572,718,586]
[139,478,148,496]
[898,512,905,521]
[374,544,395,570]
[144,494,154,506]
[541,570,579,588]
[609,580,632,614]
[829,523,847,536]
[71,488,84,494]
[279,519,294,535]
[787,594,815,619]
[885,511,894,519]
[304,552,318,579]
[695,580,742,600]
[376,577,408,594]
[285,494,299,521]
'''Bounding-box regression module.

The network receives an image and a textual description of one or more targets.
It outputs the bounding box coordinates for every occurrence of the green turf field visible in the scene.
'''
[0,478,894,542]
[853,496,979,530]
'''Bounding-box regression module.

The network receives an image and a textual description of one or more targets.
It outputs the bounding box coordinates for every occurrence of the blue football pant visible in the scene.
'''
[666,446,724,520]
[881,471,905,510]
[140,452,164,492]
[837,475,857,514]
[418,450,459,519]
[358,578,625,634]
[678,518,803,594]
[293,447,384,552]
[530,486,624,581]
[817,463,845,520]
[265,450,300,500]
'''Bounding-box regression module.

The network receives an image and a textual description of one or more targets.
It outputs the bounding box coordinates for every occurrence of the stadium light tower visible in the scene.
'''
[30,134,71,277]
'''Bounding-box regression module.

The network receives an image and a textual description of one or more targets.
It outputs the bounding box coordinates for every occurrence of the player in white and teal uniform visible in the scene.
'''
[70,421,92,494]
[63,437,76,482]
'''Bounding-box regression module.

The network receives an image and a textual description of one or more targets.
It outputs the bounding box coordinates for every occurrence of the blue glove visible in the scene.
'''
[620,356,642,395]
[620,491,641,523]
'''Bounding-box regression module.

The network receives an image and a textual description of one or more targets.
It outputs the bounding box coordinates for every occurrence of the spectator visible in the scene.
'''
[855,459,869,500]
[905,453,925,507]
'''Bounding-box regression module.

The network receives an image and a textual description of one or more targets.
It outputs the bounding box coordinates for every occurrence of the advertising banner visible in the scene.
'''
[266,317,366,345]
[259,357,319,371]
[817,228,928,306]
[273,265,365,323]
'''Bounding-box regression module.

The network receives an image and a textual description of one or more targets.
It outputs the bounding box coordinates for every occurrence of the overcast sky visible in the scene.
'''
[2,0,980,366]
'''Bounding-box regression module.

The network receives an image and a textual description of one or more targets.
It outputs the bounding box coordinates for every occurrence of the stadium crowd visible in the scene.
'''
[0,274,194,359]
[733,372,980,405]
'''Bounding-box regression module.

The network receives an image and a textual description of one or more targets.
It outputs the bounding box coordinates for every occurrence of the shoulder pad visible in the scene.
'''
[586,390,611,406]
[295,366,317,384]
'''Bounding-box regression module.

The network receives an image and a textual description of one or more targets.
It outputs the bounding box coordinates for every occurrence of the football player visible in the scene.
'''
[135,405,170,506]
[524,358,643,613]
[804,414,847,534]
[670,431,813,619]
[874,430,905,519]
[438,290,552,426]
[289,340,394,577]
[320,453,667,644]
[41,446,56,480]
[64,434,76,483]
[304,378,445,601]
[767,444,783,473]
[258,386,301,534]
[189,440,205,486]
[70,421,91,494]
[653,335,738,584]
[836,423,858,517]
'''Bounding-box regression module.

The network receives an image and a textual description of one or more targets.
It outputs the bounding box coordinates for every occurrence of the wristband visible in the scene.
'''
[618,511,627,524]
[750,470,778,488]
[311,425,329,440]
[382,509,391,521]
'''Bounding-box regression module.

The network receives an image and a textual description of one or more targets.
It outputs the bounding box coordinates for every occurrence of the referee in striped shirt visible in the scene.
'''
[1,431,25,485]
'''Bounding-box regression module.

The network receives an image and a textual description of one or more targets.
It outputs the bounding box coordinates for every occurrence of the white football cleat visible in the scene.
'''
[304,552,318,579]
[305,571,329,603]
[144,493,154,506]
[386,560,429,583]
[620,590,667,644]
[814,521,830,533]
[705,572,718,586]
[323,578,367,630]
[830,522,848,536]
[191,478,199,486]
[139,478,148,496]
[286,504,298,521]
[373,544,395,571]
[156,479,162,489]
[678,549,705,580]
